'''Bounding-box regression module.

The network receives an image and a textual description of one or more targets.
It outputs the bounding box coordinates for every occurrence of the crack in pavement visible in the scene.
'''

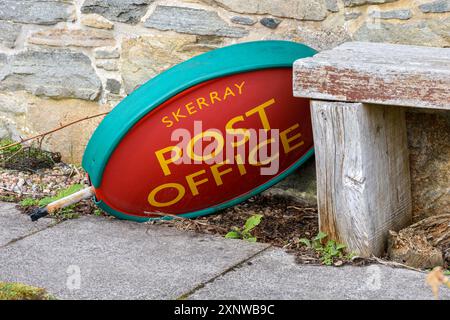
[176,245,272,300]
[0,219,65,250]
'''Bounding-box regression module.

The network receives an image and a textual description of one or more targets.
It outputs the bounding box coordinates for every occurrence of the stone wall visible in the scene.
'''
[0,0,448,219]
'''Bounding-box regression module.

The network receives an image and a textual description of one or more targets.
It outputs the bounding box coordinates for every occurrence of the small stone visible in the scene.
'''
[106,79,121,94]
[343,0,399,6]
[419,0,450,13]
[260,17,281,29]
[144,6,248,38]
[0,21,21,48]
[17,178,25,188]
[0,0,75,25]
[94,47,120,59]
[230,16,256,26]
[369,9,412,20]
[28,29,115,48]
[325,0,339,12]
[81,0,154,24]
[96,59,119,71]
[344,11,362,20]
[105,92,125,106]
[81,13,114,29]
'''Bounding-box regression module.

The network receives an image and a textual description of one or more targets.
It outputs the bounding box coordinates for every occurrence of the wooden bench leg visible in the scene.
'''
[311,101,412,257]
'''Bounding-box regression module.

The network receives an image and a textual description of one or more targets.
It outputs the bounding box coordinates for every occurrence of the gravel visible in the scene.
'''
[0,163,89,201]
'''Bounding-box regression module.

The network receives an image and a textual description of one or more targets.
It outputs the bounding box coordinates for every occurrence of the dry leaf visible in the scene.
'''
[426,267,449,299]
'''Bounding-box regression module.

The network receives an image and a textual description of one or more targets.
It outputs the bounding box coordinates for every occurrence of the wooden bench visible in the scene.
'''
[293,42,450,257]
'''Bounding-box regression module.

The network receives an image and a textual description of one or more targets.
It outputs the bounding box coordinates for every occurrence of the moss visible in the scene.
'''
[0,195,17,202]
[0,139,22,153]
[19,197,39,207]
[0,282,55,300]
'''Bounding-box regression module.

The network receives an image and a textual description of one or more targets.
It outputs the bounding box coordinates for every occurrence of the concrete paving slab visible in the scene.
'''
[0,202,54,247]
[189,249,450,300]
[0,214,268,300]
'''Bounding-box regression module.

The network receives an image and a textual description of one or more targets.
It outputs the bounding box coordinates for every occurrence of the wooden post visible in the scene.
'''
[294,42,449,257]
[311,101,412,256]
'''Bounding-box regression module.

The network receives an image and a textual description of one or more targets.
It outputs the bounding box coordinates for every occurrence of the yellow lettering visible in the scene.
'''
[155,146,182,176]
[186,170,208,196]
[249,138,279,166]
[245,99,275,131]
[234,154,247,176]
[161,116,174,128]
[211,160,232,186]
[187,130,224,162]
[223,87,236,100]
[148,183,185,207]
[210,91,222,104]
[196,97,209,110]
[225,115,249,147]
[185,102,197,115]
[172,108,186,122]
[234,81,245,95]
[280,123,304,154]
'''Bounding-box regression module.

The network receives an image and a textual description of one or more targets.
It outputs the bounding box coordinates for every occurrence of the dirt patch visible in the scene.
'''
[148,194,326,264]
[0,141,61,172]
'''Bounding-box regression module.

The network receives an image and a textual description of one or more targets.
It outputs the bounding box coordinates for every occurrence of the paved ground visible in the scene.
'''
[0,202,448,300]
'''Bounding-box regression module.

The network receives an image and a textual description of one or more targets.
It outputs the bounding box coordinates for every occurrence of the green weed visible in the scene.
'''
[19,197,38,207]
[299,232,354,266]
[225,214,263,243]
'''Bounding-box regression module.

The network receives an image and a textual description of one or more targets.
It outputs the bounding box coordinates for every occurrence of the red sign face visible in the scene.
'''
[94,68,313,218]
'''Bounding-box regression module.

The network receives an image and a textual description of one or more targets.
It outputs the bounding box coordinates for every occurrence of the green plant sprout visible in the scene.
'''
[299,232,354,266]
[225,214,263,243]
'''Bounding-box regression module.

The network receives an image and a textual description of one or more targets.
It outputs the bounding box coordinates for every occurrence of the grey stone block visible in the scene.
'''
[0,21,21,48]
[230,16,256,26]
[419,0,450,13]
[344,0,399,7]
[370,9,412,20]
[144,6,248,38]
[81,0,153,24]
[0,0,74,25]
[0,50,102,101]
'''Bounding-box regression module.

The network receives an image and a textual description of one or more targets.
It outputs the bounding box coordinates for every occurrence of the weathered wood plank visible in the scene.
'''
[294,42,450,110]
[311,101,412,256]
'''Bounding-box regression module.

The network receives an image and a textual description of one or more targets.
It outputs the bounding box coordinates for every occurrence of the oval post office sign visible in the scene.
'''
[82,40,317,222]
